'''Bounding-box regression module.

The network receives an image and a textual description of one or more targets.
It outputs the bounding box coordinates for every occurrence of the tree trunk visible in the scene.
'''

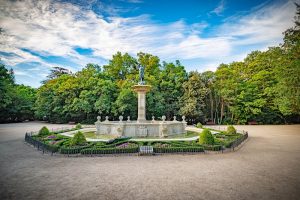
[220,98,224,124]
[210,91,214,122]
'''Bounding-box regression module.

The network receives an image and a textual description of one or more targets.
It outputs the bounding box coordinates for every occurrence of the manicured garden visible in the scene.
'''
[25,124,248,155]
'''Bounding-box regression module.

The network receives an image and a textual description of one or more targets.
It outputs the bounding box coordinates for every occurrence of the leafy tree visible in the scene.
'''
[43,66,72,83]
[274,3,300,118]
[159,61,187,119]
[180,71,207,123]
[0,64,36,122]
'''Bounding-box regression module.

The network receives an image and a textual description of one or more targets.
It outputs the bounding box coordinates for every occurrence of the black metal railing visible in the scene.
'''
[25,133,58,155]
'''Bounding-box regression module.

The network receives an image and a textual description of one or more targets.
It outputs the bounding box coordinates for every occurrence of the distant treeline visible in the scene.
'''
[1,5,299,124]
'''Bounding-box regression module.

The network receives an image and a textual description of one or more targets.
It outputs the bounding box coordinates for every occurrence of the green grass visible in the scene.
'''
[83,131,118,139]
[131,131,199,139]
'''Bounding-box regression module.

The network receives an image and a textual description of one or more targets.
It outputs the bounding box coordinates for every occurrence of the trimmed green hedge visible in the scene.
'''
[203,145,222,151]
[81,147,139,154]
[71,131,86,146]
[199,129,215,145]
[38,126,50,136]
[60,145,91,154]
[227,125,237,135]
[153,147,204,153]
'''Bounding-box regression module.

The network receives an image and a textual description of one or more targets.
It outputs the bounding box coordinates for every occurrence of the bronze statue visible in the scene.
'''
[138,64,145,85]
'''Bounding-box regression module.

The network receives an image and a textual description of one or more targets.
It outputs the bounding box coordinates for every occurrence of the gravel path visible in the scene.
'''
[0,122,300,200]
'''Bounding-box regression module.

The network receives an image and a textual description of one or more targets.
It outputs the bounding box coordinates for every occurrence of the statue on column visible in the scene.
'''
[138,64,145,85]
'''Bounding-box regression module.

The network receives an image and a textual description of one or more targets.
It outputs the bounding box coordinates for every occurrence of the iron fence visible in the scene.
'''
[24,133,58,155]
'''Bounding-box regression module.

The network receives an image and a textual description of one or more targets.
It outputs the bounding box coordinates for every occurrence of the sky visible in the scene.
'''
[0,0,299,88]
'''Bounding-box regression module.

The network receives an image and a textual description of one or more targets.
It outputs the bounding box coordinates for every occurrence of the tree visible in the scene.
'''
[159,61,187,119]
[43,66,72,83]
[0,64,36,122]
[180,71,207,123]
[274,3,300,118]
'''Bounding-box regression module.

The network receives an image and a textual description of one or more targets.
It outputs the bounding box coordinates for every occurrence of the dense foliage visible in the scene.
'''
[226,125,237,135]
[1,4,299,124]
[199,129,215,145]
[38,126,50,136]
[71,131,87,146]
[0,64,36,122]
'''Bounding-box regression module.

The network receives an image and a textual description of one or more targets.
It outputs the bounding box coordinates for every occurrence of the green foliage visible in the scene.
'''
[38,126,50,136]
[203,145,222,151]
[153,147,204,153]
[71,131,86,146]
[199,129,214,145]
[4,5,300,124]
[75,123,82,129]
[226,125,237,135]
[179,71,207,122]
[196,122,203,128]
[0,64,36,123]
[81,147,139,154]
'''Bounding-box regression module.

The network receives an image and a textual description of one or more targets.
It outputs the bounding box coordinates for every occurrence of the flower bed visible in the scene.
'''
[25,126,248,156]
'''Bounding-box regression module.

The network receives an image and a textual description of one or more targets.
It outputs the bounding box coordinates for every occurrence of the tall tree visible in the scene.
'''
[180,71,207,123]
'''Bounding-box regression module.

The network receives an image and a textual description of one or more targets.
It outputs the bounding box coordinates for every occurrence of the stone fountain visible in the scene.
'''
[95,64,187,138]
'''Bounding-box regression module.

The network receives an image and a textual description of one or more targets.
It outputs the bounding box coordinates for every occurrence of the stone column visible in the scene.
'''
[132,85,151,123]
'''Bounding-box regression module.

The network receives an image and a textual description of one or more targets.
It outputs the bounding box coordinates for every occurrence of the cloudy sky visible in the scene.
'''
[0,0,299,87]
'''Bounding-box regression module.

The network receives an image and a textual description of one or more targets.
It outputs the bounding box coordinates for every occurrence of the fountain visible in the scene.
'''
[95,64,187,138]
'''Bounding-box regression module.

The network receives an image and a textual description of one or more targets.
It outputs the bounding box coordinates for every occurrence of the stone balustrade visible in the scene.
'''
[95,115,187,138]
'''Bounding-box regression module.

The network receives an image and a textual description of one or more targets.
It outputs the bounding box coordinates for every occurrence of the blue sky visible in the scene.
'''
[0,0,298,87]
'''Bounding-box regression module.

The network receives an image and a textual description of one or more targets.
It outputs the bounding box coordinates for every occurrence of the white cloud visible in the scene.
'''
[218,0,297,46]
[210,0,225,16]
[0,0,231,65]
[0,0,298,87]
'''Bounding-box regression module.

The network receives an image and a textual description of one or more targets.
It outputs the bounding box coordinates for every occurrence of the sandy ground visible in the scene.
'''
[0,122,300,200]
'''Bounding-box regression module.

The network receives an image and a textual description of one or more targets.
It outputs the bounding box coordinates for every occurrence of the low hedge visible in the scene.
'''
[60,145,91,154]
[81,147,139,155]
[203,145,222,151]
[153,147,204,153]
[43,143,59,153]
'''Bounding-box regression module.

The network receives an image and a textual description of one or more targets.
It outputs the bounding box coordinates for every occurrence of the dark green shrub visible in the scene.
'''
[199,129,214,145]
[81,147,139,155]
[75,123,82,129]
[71,131,86,146]
[153,147,204,153]
[60,146,88,154]
[227,125,237,135]
[203,145,222,151]
[196,122,203,128]
[38,126,50,136]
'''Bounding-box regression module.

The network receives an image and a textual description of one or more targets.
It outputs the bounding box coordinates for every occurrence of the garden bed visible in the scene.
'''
[24,126,248,156]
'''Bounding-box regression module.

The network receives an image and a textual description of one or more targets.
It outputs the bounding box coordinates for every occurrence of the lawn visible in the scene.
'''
[83,131,118,139]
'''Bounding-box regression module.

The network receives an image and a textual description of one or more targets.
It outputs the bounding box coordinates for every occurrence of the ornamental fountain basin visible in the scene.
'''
[95,116,187,138]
